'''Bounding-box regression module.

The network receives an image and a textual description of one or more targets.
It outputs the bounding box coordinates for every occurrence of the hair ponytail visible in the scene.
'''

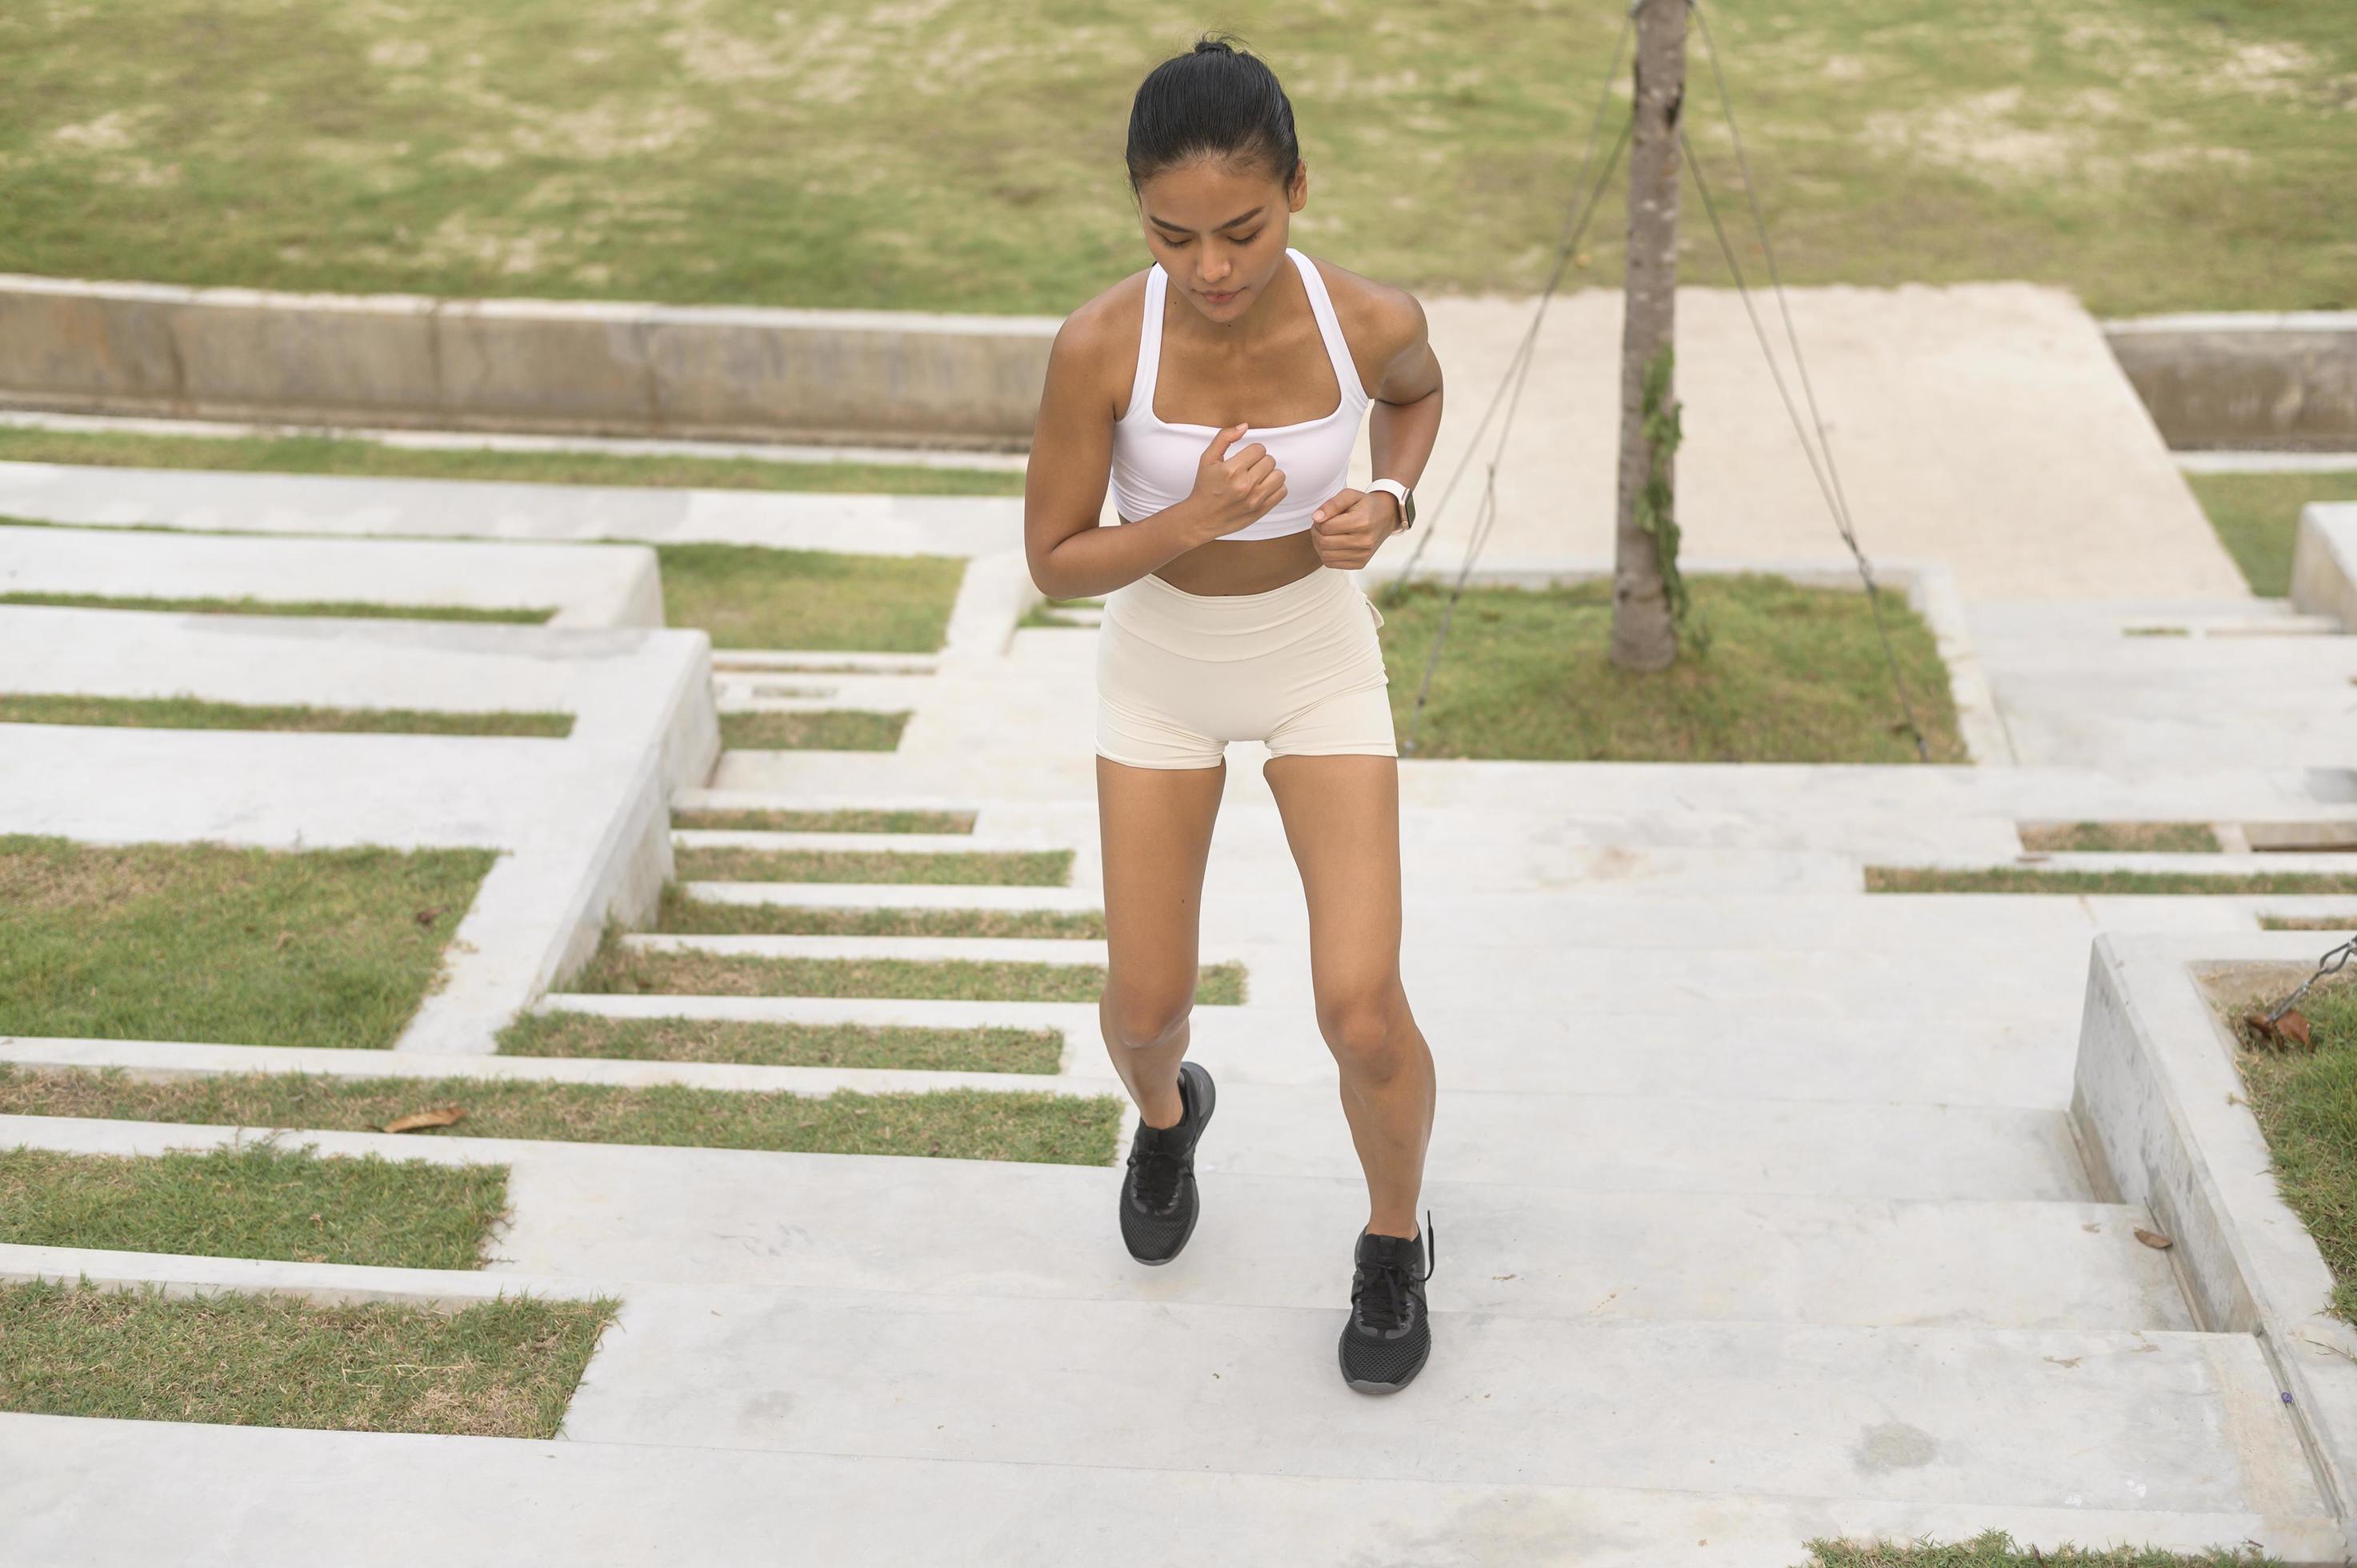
[1126,31,1300,192]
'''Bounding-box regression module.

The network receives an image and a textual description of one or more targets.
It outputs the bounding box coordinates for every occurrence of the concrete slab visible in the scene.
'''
[0,458,1017,557]
[0,604,718,794]
[1344,284,2246,602]
[2293,503,2357,630]
[0,518,662,627]
[560,1287,2311,1516]
[2,1412,2340,1568]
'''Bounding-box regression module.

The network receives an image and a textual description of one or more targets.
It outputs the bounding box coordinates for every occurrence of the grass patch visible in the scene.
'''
[498,1011,1062,1073]
[0,1141,506,1270]
[1018,597,1105,629]
[1377,576,1963,763]
[2018,821,2222,854]
[2186,472,2357,598]
[0,691,572,738]
[1,2,2348,316]
[674,845,1072,886]
[718,710,909,750]
[0,1065,1122,1166]
[2263,916,2357,932]
[1867,867,2357,895]
[653,542,965,653]
[2226,978,2357,1322]
[672,806,976,834]
[570,942,1246,1006]
[0,835,494,1050]
[0,1278,616,1437]
[656,886,1103,940]
[1801,1534,2278,1566]
[0,589,550,622]
[0,425,1022,497]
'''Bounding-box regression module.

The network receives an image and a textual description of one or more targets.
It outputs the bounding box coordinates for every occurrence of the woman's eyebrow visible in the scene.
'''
[1147,205,1266,234]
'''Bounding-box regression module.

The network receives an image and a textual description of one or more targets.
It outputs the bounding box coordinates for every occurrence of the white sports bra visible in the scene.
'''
[1109,246,1371,542]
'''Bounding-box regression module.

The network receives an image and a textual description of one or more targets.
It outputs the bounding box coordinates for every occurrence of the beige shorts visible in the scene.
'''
[1095,565,1398,770]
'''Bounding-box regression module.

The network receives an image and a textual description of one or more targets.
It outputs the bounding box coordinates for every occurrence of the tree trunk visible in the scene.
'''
[1610,0,1687,673]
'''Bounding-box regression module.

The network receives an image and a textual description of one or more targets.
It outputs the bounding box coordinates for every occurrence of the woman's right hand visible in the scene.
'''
[1182,422,1287,545]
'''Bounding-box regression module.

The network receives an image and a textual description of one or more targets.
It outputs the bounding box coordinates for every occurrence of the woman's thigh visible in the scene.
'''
[1094,753,1228,1018]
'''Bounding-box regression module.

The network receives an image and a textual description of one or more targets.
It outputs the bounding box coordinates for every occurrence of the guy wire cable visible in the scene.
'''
[1383,6,1635,607]
[1681,0,1932,762]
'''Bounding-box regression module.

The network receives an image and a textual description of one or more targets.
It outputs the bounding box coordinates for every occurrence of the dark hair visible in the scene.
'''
[1125,33,1300,193]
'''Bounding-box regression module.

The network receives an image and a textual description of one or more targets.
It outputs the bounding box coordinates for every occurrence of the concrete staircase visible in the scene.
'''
[479,598,2357,1559]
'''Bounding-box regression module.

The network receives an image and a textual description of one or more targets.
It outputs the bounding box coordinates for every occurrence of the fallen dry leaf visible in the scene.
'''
[2280,1009,2315,1048]
[414,906,448,927]
[2134,1227,2174,1250]
[380,1105,465,1133]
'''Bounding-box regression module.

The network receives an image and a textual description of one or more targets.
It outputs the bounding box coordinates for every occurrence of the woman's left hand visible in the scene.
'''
[1307,488,1401,570]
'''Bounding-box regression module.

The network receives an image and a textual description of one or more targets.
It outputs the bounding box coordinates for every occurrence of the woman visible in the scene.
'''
[1022,34,1447,1394]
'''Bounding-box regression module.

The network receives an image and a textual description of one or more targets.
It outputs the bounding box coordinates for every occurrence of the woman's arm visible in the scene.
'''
[1022,307,1213,601]
[1305,285,1445,570]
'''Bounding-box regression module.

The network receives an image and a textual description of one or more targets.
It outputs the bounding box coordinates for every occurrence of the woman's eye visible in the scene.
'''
[1232,231,1262,242]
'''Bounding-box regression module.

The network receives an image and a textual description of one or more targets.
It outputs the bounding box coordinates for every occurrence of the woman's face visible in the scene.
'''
[1136,155,1307,320]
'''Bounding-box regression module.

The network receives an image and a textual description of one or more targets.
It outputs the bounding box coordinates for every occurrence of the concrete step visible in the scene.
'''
[0,1134,2185,1331]
[7,997,2083,1107]
[706,650,940,674]
[670,828,1062,858]
[661,882,2276,949]
[584,937,2092,1020]
[558,1286,2321,1519]
[0,1073,2085,1202]
[4,1409,2340,1567]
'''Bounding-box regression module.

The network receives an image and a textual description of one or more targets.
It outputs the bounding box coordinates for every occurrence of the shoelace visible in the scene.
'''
[1126,1122,1191,1211]
[1351,1211,1438,1333]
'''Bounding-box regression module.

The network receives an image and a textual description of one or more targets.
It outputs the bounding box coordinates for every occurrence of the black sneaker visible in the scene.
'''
[1118,1061,1216,1265]
[1338,1214,1436,1394]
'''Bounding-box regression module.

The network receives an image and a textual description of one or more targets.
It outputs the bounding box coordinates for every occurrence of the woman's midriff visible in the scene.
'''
[1122,522,1323,597]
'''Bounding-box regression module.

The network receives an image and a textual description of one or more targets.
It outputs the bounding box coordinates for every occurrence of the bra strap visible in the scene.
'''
[1289,248,1370,404]
[1124,265,1167,424]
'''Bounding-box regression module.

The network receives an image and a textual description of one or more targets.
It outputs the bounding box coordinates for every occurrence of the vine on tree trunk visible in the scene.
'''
[1635,344,1702,649]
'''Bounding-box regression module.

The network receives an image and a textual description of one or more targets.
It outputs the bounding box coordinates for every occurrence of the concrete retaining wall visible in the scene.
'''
[2104,313,2357,451]
[0,273,1058,450]
[2291,504,2357,631]
[2072,932,2357,1552]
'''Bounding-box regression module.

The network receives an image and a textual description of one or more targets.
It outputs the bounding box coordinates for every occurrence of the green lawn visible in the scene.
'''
[0,425,1022,496]
[0,835,494,1050]
[718,710,910,750]
[1802,1536,2279,1567]
[498,1012,1065,1073]
[0,1064,1122,1165]
[671,806,977,834]
[0,1141,506,1270]
[0,587,551,622]
[0,691,572,738]
[0,1278,617,1436]
[569,942,1245,1005]
[1870,867,2357,895]
[2017,822,2222,854]
[1379,575,1963,763]
[2231,977,2357,1321]
[1,2,2347,315]
[654,886,1106,941]
[2186,471,2357,597]
[672,846,1074,886]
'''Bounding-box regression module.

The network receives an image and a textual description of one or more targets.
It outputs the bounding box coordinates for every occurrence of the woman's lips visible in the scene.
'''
[1203,287,1239,303]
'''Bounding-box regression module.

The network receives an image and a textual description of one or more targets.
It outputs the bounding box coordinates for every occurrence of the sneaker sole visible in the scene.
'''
[1122,1063,1216,1267]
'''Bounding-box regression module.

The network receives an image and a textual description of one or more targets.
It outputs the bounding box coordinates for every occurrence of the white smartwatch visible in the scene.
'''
[1366,478,1415,531]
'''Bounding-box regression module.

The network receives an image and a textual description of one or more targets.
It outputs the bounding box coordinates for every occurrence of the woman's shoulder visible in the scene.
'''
[1049,268,1157,414]
[1297,250,1430,395]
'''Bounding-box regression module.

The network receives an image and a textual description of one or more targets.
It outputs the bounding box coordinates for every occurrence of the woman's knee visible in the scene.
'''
[1102,983,1193,1051]
[1319,985,1408,1078]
